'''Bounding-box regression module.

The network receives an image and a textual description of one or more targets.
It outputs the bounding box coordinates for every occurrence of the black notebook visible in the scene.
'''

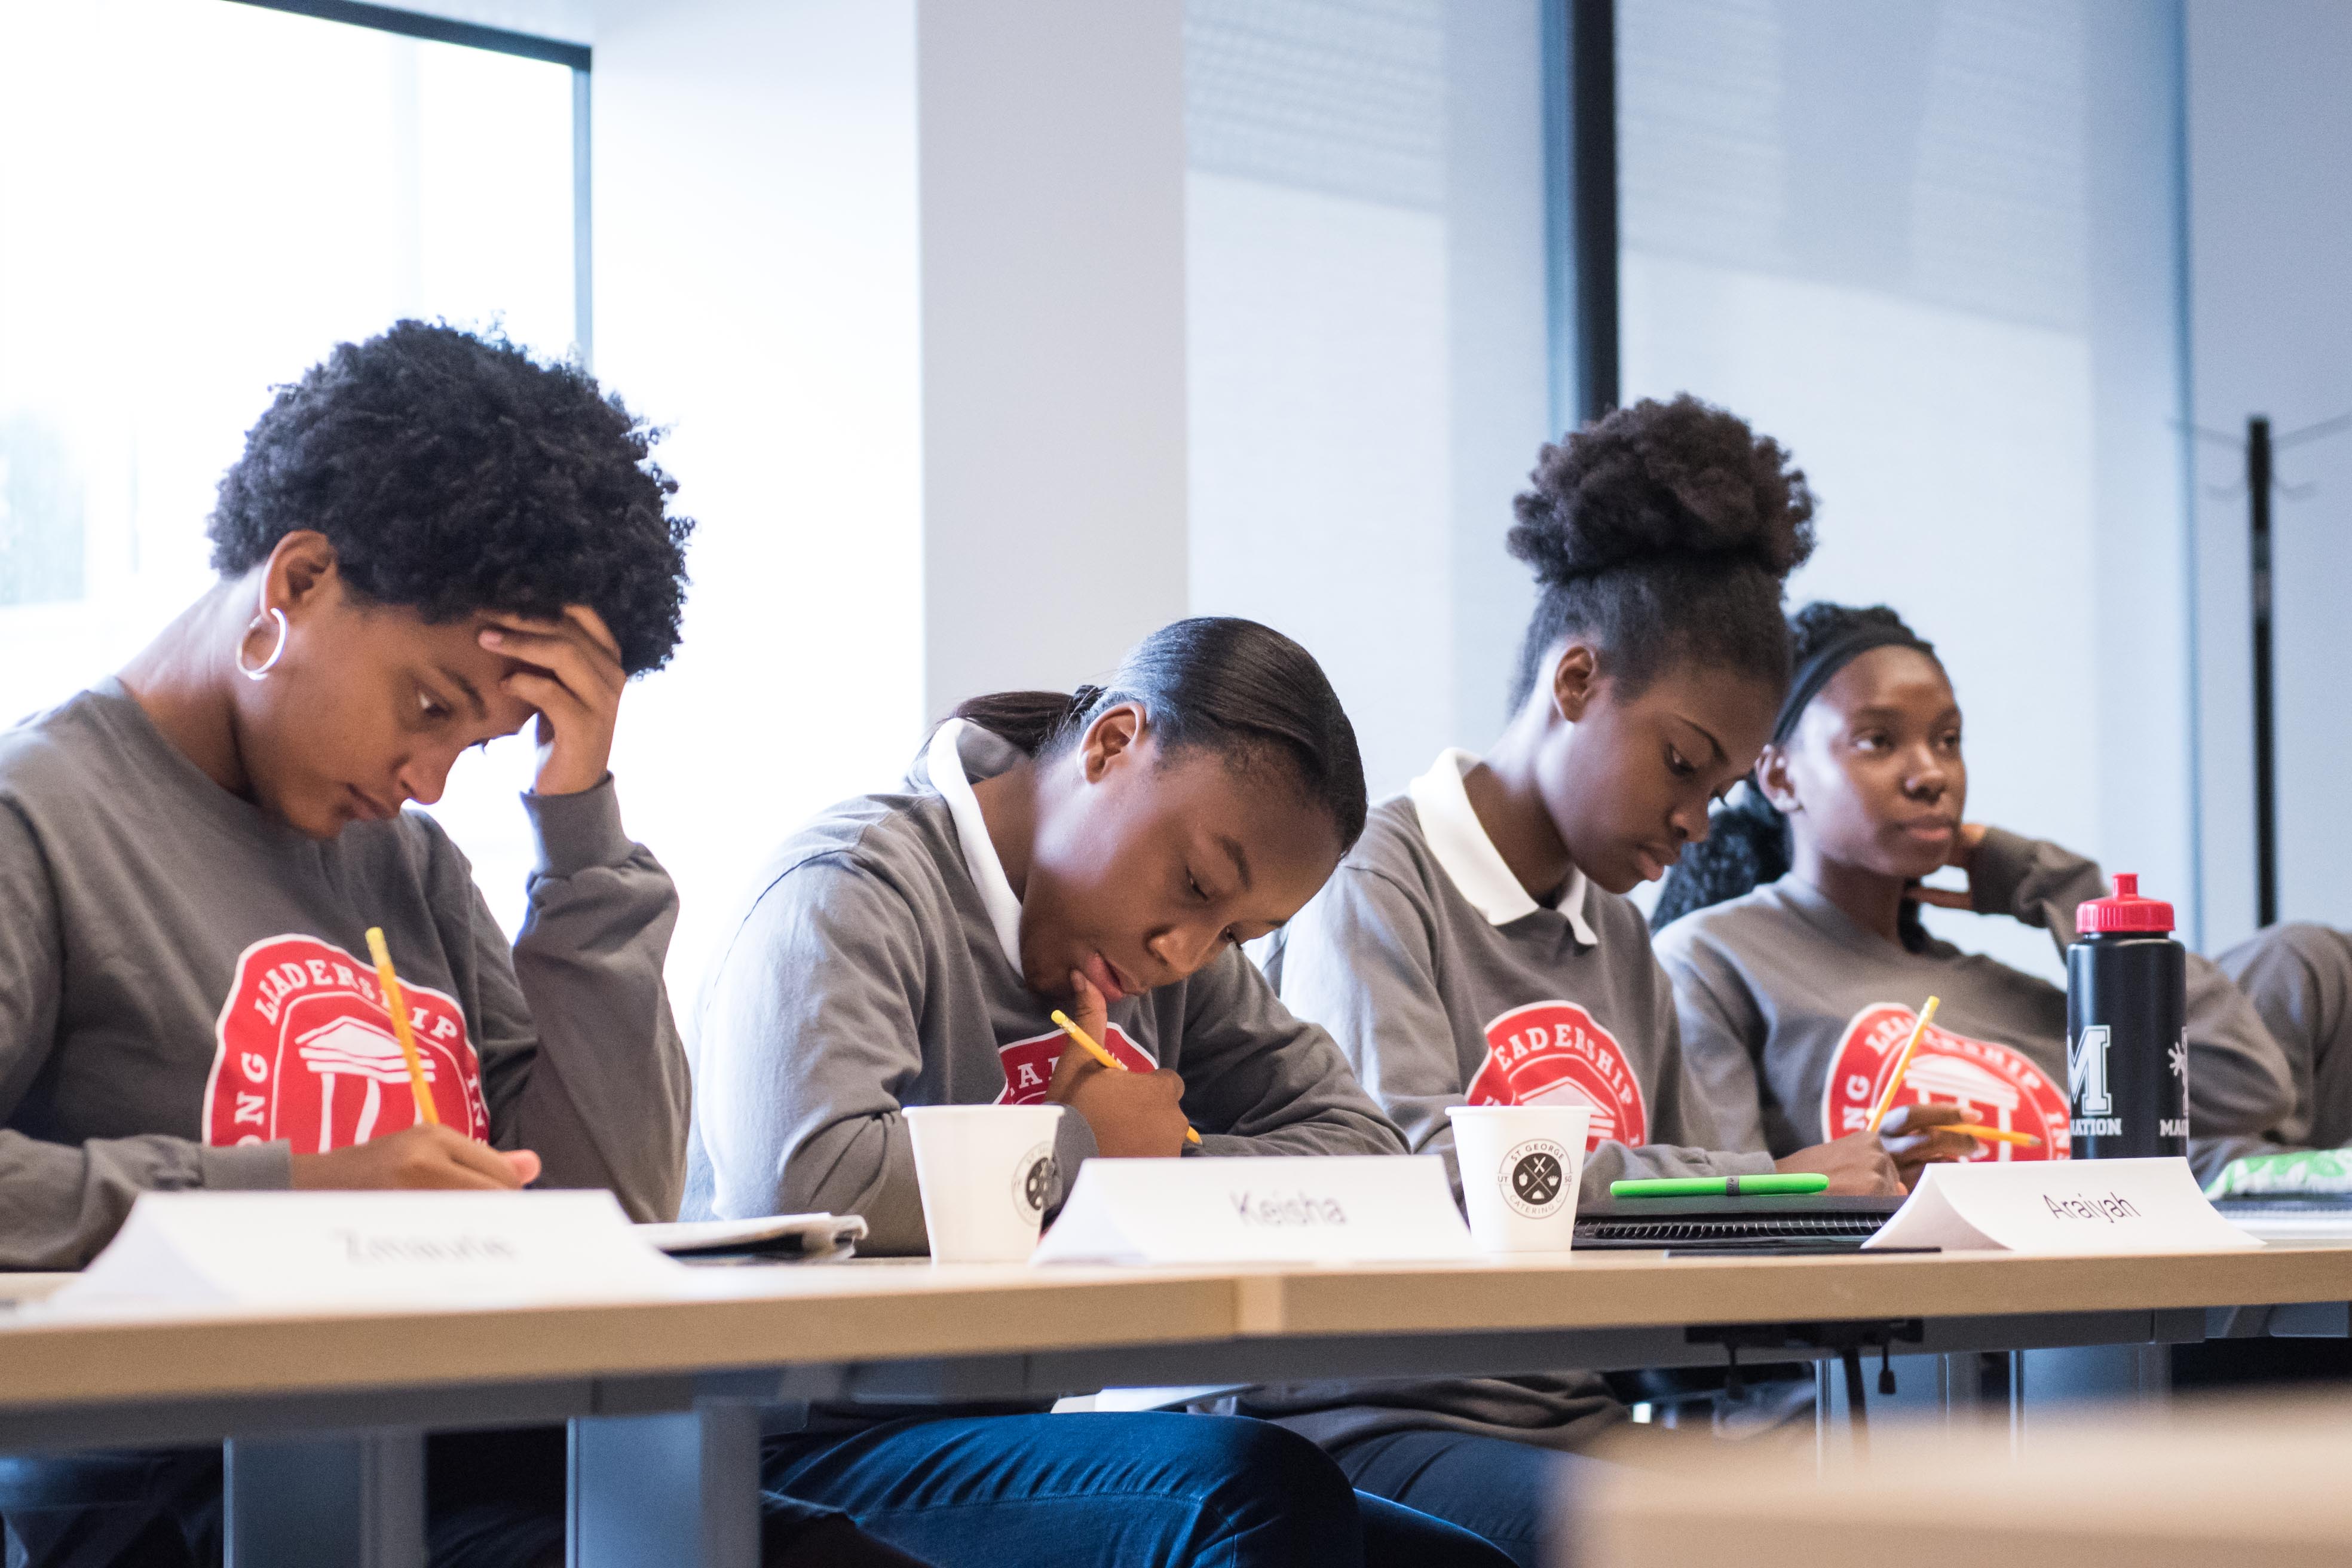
[1573,1193,1907,1252]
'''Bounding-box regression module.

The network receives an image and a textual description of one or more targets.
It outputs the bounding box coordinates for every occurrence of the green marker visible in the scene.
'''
[1609,1174,1831,1199]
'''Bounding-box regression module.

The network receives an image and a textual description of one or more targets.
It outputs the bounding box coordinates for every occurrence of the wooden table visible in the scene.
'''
[4,1247,2348,1566]
[1589,1390,2352,1567]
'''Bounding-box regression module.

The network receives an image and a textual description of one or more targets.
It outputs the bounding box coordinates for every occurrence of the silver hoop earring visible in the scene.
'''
[238,608,289,681]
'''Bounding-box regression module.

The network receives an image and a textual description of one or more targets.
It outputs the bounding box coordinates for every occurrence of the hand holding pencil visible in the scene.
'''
[1043,969,1200,1156]
[286,930,538,1193]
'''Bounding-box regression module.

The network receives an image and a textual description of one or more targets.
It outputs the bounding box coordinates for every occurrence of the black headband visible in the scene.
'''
[1770,624,1937,746]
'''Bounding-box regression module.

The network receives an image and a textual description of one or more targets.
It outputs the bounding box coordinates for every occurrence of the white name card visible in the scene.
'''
[1863,1157,2260,1255]
[50,1190,688,1314]
[1029,1156,1475,1267]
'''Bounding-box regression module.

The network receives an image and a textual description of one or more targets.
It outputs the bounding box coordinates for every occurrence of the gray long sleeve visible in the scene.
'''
[2207,923,2352,1165]
[0,804,289,1269]
[691,858,951,1255]
[475,780,690,1222]
[1275,860,1765,1201]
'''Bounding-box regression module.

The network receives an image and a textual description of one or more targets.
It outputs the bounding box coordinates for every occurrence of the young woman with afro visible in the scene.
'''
[1234,397,1972,1566]
[0,323,923,1568]
[1649,601,2295,1190]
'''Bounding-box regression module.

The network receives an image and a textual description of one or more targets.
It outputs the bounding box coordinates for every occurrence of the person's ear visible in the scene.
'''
[1755,743,1800,814]
[267,531,342,618]
[1078,702,1146,784]
[1549,642,1600,724]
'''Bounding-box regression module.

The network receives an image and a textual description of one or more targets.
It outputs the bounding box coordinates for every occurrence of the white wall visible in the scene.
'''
[2185,0,2352,947]
[590,0,926,991]
[583,0,1199,992]
[917,0,1190,716]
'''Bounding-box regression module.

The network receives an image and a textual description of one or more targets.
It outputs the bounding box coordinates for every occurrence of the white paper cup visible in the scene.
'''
[1446,1104,1592,1252]
[905,1104,1066,1263]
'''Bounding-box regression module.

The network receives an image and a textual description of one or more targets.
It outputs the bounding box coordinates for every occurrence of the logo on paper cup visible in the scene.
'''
[1464,1000,1646,1152]
[1013,1141,1057,1223]
[1499,1138,1570,1219]
[1823,1003,2069,1159]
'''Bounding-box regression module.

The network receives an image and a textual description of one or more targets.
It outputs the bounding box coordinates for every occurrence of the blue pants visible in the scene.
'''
[1332,1429,1611,1568]
[762,1413,1515,1567]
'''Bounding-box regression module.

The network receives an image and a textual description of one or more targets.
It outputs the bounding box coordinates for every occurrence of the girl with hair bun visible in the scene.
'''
[1239,398,1963,1566]
[686,614,1509,1568]
[1650,601,2294,1187]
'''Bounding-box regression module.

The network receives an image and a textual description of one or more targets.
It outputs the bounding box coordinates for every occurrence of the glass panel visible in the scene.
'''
[1184,0,1555,798]
[0,0,575,933]
[1619,0,2192,967]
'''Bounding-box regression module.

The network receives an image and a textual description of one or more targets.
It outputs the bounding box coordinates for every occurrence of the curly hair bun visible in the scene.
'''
[1506,394,1817,587]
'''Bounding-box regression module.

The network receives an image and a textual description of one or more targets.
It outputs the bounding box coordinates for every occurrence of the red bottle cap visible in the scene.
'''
[2076,872,2175,935]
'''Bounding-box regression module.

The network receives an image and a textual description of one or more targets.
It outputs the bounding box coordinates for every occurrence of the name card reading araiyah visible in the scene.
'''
[1862,1157,2259,1255]
[1029,1156,1474,1266]
[48,1190,689,1315]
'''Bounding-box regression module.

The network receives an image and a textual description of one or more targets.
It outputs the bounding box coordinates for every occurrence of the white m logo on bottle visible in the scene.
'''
[2069,1025,2113,1115]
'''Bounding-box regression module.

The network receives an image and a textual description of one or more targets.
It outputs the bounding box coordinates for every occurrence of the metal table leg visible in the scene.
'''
[568,1405,759,1568]
[225,1431,424,1568]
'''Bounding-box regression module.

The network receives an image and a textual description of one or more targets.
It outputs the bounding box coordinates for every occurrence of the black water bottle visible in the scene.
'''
[2065,873,2189,1160]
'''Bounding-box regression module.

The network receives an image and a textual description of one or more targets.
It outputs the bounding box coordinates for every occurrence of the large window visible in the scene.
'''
[1617,0,2196,967]
[0,0,581,933]
[1183,0,1555,799]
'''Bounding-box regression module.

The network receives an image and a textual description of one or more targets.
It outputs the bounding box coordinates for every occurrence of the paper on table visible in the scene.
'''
[637,1213,866,1262]
[1031,1155,1475,1266]
[1863,1157,2259,1254]
[48,1190,689,1314]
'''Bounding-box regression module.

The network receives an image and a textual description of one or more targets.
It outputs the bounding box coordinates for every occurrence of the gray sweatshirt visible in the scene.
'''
[0,678,690,1267]
[1653,829,2296,1186]
[1264,751,1774,1199]
[2212,923,2352,1158]
[1224,751,1767,1456]
[682,718,1406,1254]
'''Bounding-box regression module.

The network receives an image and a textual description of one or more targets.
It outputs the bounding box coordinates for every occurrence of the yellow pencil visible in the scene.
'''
[365,927,439,1128]
[1864,996,1940,1135]
[1939,1123,2042,1148]
[1050,1008,1202,1146]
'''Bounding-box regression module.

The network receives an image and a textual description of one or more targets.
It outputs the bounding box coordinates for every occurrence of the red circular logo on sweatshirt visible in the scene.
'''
[994,1023,1155,1105]
[203,935,489,1152]
[1463,1000,1647,1151]
[1821,1003,2069,1160]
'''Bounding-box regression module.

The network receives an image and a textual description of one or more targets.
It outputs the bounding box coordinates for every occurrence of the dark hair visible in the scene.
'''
[1649,602,1941,948]
[1506,394,1816,708]
[207,321,693,676]
[951,616,1370,850]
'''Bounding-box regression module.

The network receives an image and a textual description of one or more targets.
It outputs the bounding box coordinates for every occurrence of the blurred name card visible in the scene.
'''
[1863,1157,2258,1254]
[1031,1156,1474,1266]
[50,1190,687,1313]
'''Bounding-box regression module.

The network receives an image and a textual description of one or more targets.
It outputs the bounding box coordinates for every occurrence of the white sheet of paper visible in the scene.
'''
[49,1190,688,1313]
[1863,1157,2260,1254]
[637,1213,867,1258]
[1030,1155,1475,1266]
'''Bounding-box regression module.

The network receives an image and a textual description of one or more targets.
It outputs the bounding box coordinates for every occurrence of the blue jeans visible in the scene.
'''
[1332,1429,1612,1568]
[762,1413,1515,1567]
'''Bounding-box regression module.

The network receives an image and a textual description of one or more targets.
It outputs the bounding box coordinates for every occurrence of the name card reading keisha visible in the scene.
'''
[1030,1156,1475,1266]
[1863,1157,2259,1255]
[49,1190,688,1315]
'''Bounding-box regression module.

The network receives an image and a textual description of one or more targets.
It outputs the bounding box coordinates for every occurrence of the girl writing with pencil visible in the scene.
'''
[1235,398,1972,1567]
[687,615,1511,1568]
[0,324,917,1568]
[1651,601,2295,1187]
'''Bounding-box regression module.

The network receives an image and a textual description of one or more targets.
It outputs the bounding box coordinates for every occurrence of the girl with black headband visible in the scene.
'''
[1226,400,1971,1568]
[1651,602,2294,1187]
